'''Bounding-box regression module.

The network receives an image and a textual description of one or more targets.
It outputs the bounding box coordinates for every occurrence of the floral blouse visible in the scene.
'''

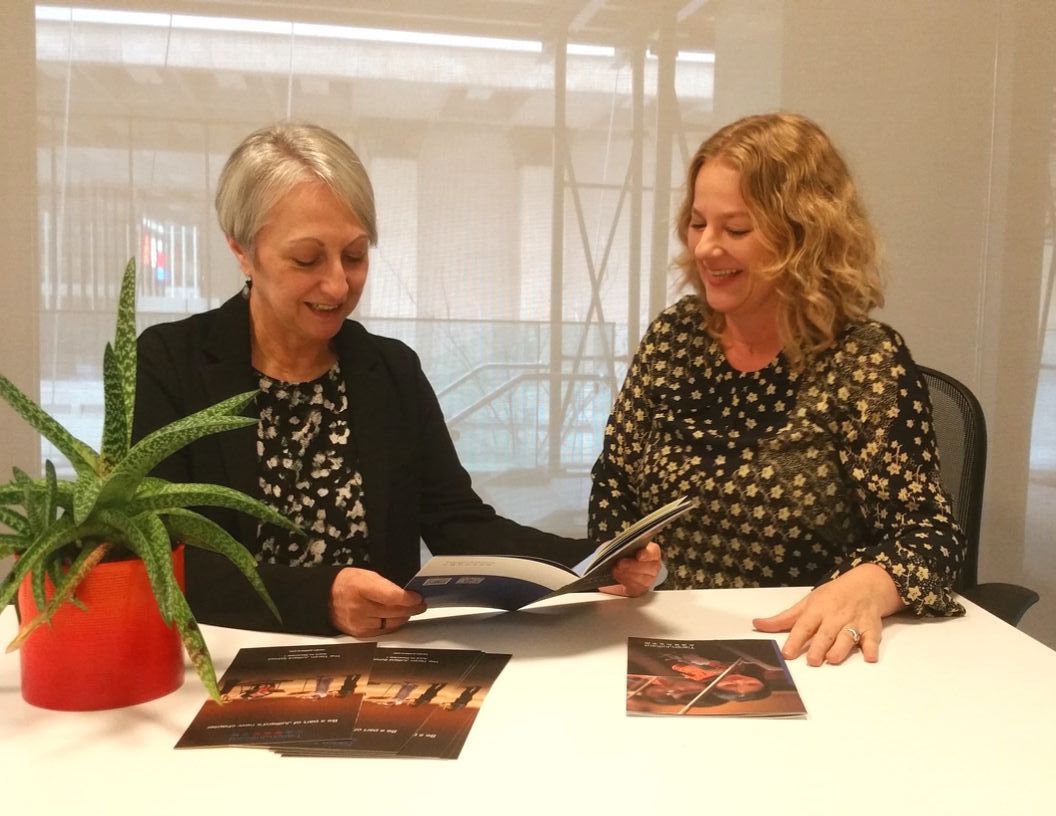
[254,362,370,568]
[588,295,965,617]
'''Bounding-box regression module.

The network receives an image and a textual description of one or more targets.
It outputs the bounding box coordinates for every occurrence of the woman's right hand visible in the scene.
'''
[329,567,427,637]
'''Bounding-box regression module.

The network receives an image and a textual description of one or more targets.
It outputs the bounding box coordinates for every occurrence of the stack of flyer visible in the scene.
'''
[176,643,509,759]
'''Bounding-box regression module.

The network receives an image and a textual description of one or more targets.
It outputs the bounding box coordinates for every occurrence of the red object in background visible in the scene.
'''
[16,545,186,711]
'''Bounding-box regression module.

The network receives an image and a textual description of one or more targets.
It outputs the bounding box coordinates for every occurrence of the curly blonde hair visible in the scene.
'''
[674,113,883,367]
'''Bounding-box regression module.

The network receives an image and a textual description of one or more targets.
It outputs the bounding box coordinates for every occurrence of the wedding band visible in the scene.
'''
[378,618,387,630]
[844,626,861,645]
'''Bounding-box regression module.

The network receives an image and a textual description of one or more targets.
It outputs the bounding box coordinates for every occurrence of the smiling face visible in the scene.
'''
[687,161,779,328]
[230,180,369,360]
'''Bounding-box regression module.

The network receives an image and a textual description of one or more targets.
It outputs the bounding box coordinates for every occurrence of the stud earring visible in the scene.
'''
[240,276,252,299]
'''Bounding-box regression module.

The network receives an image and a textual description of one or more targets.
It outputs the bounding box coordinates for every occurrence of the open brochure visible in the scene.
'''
[404,496,694,611]
[626,637,807,718]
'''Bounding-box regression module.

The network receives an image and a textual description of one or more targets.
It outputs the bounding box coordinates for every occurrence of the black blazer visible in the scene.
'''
[133,295,591,634]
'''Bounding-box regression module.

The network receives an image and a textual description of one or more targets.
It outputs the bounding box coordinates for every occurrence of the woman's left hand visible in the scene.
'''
[751,563,905,665]
[600,541,662,597]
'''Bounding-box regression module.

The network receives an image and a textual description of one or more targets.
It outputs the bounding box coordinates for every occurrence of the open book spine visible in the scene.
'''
[583,496,695,573]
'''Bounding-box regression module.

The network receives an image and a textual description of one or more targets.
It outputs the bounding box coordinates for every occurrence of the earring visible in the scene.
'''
[241,276,252,299]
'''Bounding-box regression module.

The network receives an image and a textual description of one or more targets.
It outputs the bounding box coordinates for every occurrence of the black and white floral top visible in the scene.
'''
[589,295,965,617]
[254,362,370,568]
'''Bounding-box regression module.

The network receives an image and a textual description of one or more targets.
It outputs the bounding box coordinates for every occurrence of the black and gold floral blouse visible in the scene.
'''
[588,295,965,616]
[254,362,370,568]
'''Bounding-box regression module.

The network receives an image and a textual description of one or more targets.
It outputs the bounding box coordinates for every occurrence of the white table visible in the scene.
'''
[3,587,1054,815]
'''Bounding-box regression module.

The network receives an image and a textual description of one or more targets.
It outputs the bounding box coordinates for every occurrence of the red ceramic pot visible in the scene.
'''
[16,545,186,711]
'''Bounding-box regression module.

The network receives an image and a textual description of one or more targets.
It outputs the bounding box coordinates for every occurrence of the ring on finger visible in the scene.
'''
[843,626,861,645]
[378,617,387,631]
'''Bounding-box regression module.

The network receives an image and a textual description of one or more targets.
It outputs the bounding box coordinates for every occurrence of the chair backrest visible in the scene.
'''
[918,366,986,591]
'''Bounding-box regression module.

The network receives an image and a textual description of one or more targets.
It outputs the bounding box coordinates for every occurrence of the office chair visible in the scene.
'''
[918,365,1039,626]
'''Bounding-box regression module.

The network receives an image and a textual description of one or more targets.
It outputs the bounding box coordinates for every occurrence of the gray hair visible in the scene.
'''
[215,123,377,248]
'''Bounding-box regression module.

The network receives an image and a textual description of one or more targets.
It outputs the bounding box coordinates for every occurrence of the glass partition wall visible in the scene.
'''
[29,2,721,532]
[2,1,1054,646]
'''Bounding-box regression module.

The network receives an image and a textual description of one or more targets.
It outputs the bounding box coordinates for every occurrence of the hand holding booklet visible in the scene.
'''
[405,496,693,611]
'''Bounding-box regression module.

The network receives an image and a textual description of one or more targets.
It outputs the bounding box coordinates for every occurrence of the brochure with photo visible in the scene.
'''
[398,652,512,759]
[175,642,377,749]
[288,646,485,755]
[626,637,807,718]
[275,649,512,760]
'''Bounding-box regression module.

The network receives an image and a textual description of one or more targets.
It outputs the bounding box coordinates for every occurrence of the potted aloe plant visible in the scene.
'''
[0,258,295,709]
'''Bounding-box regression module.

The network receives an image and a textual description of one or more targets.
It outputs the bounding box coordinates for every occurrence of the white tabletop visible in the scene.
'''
[3,587,1055,815]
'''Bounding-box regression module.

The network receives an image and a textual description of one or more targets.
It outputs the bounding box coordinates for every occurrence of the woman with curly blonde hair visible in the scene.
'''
[674,113,885,369]
[589,113,964,667]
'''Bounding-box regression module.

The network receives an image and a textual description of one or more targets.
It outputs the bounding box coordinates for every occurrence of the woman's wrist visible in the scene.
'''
[850,562,906,617]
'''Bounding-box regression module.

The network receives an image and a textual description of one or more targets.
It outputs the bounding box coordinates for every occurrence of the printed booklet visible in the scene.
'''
[175,642,378,749]
[405,495,694,610]
[277,651,511,760]
[626,637,807,718]
[176,643,510,759]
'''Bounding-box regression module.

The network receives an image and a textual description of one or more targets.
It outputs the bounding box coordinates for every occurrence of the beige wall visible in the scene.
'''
[0,0,40,483]
[0,0,38,583]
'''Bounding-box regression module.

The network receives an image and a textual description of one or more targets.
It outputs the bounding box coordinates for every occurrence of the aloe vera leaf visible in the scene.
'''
[114,257,138,449]
[92,509,179,624]
[11,468,43,536]
[0,373,99,476]
[0,477,73,511]
[7,542,112,652]
[0,533,25,556]
[72,469,104,525]
[159,508,281,622]
[43,460,58,525]
[130,481,301,534]
[170,590,220,702]
[96,414,256,506]
[0,518,109,610]
[30,567,47,615]
[45,557,66,601]
[0,507,29,536]
[188,389,259,421]
[100,343,128,466]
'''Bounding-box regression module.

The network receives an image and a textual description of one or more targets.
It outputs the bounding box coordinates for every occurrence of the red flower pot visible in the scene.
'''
[16,545,186,711]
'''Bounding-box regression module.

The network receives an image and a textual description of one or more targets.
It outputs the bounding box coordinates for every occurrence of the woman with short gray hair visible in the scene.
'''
[134,122,661,638]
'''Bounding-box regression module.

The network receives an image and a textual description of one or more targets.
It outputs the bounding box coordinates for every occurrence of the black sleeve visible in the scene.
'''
[183,553,344,635]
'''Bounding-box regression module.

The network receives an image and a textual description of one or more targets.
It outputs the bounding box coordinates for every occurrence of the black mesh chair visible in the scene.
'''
[919,365,1039,626]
